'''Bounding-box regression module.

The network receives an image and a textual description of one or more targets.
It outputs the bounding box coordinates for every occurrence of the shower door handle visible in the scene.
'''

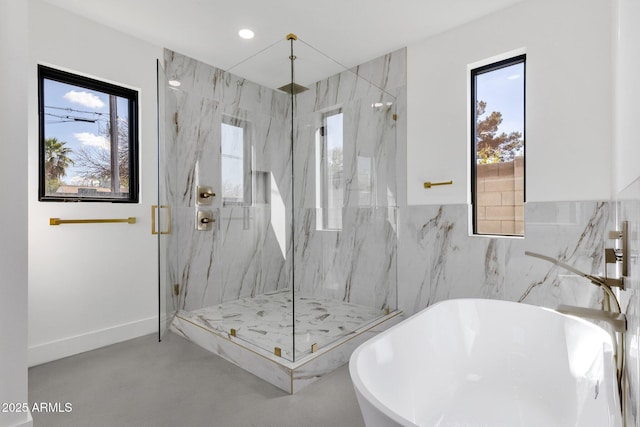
[151,205,172,235]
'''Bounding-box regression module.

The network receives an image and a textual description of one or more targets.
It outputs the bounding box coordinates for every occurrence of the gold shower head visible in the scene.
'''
[277,82,309,95]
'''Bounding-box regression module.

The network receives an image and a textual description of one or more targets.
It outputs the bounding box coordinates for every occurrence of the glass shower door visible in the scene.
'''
[156,60,177,340]
[292,60,400,360]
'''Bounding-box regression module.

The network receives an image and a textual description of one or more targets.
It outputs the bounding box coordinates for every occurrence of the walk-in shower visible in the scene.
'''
[156,35,404,391]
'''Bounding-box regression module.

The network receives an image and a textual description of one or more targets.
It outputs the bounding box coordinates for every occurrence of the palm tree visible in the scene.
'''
[44,137,74,192]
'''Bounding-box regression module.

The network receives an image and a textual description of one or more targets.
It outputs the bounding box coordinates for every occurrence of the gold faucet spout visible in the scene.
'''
[525,250,626,404]
[556,304,626,332]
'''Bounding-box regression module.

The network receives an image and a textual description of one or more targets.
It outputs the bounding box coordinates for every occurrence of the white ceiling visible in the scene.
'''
[42,0,524,89]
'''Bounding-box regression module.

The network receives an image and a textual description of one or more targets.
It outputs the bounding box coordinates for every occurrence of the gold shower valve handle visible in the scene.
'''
[196,210,214,231]
[424,180,453,189]
[196,185,215,205]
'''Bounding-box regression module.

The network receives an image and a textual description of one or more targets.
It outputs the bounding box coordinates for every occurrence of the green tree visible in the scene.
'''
[44,137,74,193]
[476,100,523,163]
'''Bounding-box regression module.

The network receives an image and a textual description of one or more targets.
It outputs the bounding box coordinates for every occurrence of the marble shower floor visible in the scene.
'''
[176,290,386,361]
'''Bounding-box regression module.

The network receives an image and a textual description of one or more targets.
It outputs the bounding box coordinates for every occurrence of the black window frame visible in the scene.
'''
[470,54,526,236]
[38,65,139,203]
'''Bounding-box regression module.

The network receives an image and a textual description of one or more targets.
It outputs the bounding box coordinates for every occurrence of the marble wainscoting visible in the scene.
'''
[617,177,640,427]
[397,201,612,317]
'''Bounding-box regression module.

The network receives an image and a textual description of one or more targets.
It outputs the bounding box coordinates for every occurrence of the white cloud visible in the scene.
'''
[74,132,109,149]
[63,90,105,109]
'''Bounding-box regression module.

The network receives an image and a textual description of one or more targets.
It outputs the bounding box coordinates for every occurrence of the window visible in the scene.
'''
[471,55,525,236]
[317,111,343,230]
[221,117,251,205]
[38,65,139,202]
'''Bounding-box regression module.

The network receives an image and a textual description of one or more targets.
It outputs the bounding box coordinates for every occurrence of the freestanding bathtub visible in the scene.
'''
[349,298,622,427]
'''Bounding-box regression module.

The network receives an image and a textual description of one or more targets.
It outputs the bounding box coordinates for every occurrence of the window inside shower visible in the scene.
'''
[317,110,343,230]
[221,116,252,205]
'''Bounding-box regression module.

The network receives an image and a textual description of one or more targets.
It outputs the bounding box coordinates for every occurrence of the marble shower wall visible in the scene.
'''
[292,50,405,310]
[163,49,292,312]
[163,48,405,313]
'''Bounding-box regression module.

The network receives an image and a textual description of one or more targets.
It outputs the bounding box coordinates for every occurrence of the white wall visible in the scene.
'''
[28,0,162,365]
[0,0,32,425]
[407,0,613,205]
[613,0,640,193]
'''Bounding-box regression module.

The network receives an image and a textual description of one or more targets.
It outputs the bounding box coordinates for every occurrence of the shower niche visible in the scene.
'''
[157,39,405,393]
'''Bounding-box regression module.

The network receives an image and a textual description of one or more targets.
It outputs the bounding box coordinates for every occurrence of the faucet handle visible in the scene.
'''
[605,248,619,264]
[196,185,215,205]
[604,277,625,289]
[609,230,623,239]
[608,222,630,277]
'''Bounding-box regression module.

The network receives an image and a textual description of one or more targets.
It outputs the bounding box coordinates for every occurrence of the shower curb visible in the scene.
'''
[170,310,404,394]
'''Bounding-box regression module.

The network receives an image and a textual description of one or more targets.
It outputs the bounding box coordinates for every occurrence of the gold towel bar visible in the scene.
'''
[50,217,136,226]
[423,180,453,189]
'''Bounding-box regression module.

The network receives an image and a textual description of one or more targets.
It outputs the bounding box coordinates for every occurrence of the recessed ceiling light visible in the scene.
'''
[168,80,181,87]
[238,29,255,40]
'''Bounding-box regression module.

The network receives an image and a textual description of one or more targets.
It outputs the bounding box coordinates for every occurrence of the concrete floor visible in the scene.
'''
[28,332,366,427]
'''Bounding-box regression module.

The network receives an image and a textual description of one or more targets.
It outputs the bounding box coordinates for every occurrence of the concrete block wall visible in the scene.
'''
[476,156,524,235]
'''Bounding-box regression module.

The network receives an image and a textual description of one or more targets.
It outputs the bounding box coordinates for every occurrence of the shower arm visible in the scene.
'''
[524,251,622,313]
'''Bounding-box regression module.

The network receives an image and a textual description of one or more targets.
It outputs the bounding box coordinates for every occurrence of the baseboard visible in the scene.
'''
[28,317,157,367]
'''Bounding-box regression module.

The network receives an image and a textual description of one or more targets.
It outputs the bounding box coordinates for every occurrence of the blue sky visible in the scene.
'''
[326,112,343,154]
[476,62,525,137]
[43,79,128,185]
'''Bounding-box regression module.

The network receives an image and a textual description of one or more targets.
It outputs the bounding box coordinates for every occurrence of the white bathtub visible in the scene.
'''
[349,298,621,427]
